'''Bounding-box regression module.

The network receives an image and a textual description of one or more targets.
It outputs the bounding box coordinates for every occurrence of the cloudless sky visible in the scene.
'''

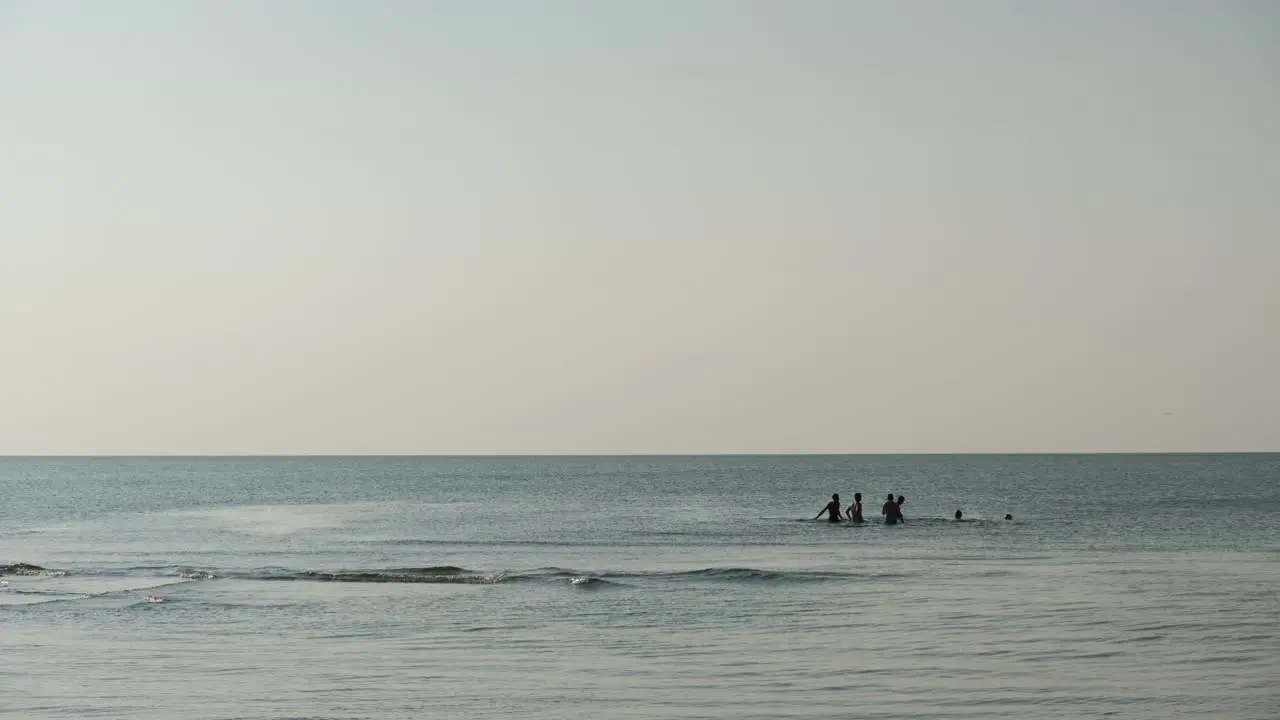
[1,0,1277,454]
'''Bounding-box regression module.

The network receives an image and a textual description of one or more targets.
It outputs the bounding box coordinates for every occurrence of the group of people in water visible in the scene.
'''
[815,492,1013,524]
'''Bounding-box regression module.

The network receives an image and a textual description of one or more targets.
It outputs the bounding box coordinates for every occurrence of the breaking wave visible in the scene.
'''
[1,563,66,577]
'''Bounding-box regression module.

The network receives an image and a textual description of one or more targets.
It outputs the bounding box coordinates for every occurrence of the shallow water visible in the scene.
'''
[3,455,1278,719]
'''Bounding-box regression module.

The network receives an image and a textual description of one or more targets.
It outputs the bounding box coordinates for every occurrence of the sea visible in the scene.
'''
[2,455,1277,719]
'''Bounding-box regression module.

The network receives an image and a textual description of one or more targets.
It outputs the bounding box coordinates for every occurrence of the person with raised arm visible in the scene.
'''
[815,493,843,522]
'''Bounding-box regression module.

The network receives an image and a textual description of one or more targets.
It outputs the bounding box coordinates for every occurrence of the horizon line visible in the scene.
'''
[1,451,1276,459]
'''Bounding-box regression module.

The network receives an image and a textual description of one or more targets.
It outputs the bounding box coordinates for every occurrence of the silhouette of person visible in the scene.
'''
[815,493,842,522]
[955,509,963,520]
[846,492,864,522]
[882,493,900,525]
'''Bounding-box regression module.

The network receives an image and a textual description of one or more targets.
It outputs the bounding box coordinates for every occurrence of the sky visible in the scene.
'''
[1,0,1277,454]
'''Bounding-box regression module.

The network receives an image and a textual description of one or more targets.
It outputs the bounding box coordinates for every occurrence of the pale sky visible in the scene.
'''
[1,1,1277,454]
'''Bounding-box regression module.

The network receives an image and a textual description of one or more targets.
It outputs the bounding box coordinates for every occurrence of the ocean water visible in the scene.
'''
[2,455,1277,720]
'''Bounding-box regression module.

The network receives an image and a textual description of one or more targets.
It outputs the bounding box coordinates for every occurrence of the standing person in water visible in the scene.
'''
[846,493,864,522]
[882,493,900,525]
[815,493,843,522]
[896,495,906,523]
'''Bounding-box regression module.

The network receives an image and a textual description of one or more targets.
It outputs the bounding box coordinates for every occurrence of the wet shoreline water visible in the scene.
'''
[3,455,1278,719]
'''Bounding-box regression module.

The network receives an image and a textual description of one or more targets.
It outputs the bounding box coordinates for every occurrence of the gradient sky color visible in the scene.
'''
[2,1,1277,454]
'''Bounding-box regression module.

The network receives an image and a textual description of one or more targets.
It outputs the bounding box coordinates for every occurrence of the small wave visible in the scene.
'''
[617,567,865,583]
[530,567,885,584]
[237,565,885,586]
[250,566,504,585]
[3,564,215,581]
[143,595,166,604]
[569,576,619,589]
[157,568,217,581]
[5,588,91,598]
[687,568,796,582]
[1,563,66,577]
[399,565,468,575]
[3,562,893,587]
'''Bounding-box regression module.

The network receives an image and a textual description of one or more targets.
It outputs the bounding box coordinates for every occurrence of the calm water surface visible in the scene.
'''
[2,455,1278,719]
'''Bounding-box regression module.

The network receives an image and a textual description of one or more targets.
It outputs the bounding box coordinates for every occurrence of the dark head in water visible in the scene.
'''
[854,492,861,502]
[832,493,840,503]
[886,493,894,502]
[1004,513,1013,520]
[896,495,905,506]
[955,510,963,520]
